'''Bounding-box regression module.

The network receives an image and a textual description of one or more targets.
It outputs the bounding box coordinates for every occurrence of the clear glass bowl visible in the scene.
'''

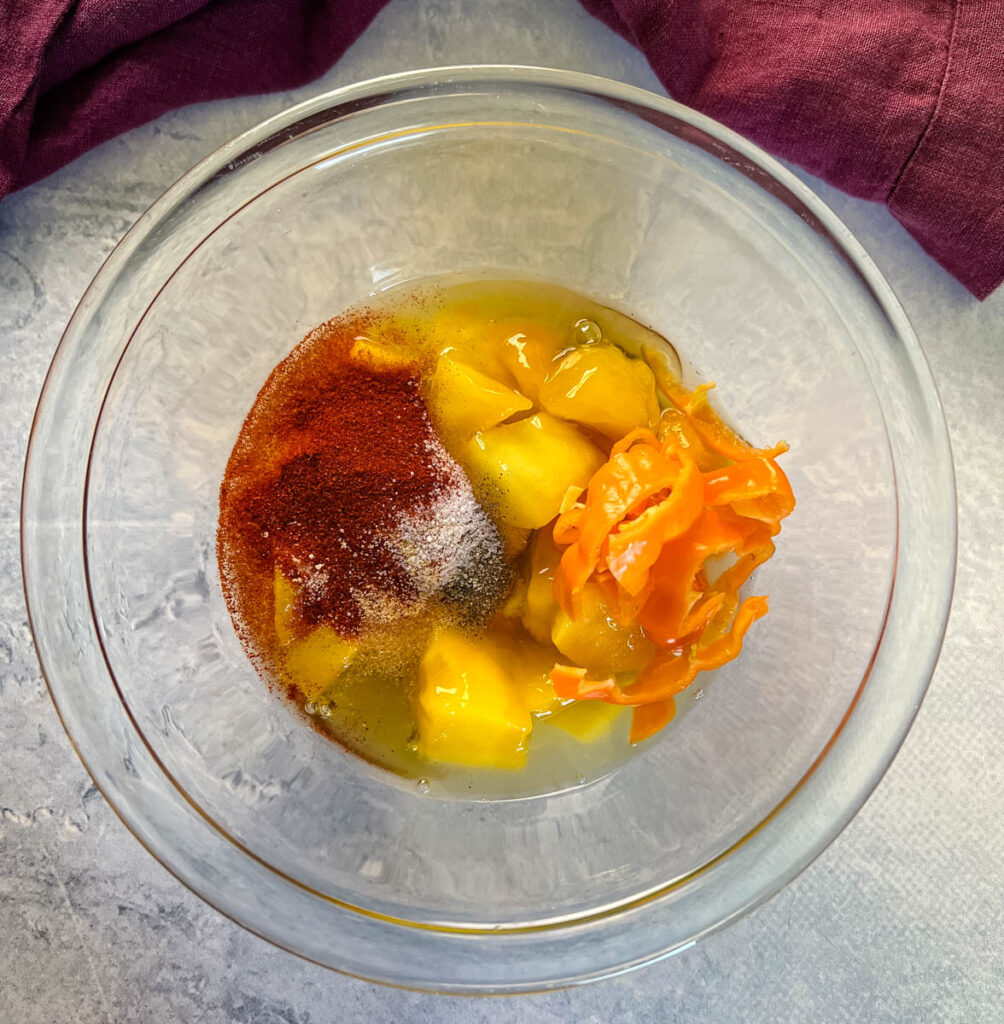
[21,67,956,992]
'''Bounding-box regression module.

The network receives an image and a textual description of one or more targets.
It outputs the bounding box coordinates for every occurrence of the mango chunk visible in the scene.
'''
[550,583,654,675]
[499,577,528,621]
[426,309,511,382]
[498,523,532,559]
[416,629,531,770]
[282,626,358,702]
[465,413,604,529]
[495,321,565,400]
[550,700,625,743]
[488,633,565,716]
[539,343,660,440]
[516,661,563,716]
[522,529,561,644]
[426,353,532,446]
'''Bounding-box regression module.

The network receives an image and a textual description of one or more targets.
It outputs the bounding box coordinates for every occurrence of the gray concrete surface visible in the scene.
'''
[1,0,1001,1020]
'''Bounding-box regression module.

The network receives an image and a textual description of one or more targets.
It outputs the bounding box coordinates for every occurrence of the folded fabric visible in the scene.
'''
[0,0,387,195]
[2,0,1001,299]
[581,0,1004,300]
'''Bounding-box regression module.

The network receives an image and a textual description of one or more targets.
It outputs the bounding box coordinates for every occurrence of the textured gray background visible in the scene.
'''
[2,1,1002,1021]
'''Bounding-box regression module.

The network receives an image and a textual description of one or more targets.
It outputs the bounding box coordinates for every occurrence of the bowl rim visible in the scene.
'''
[21,64,957,993]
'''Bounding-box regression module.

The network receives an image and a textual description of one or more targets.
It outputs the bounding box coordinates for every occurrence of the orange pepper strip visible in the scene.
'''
[716,537,775,599]
[610,427,662,457]
[629,595,769,701]
[550,359,794,744]
[549,596,768,707]
[681,523,772,646]
[705,458,795,536]
[730,490,795,535]
[592,569,653,628]
[551,487,586,546]
[550,664,617,701]
[683,392,788,463]
[604,451,704,597]
[675,590,728,643]
[554,443,680,613]
[704,458,786,505]
[637,508,760,646]
[629,698,676,743]
[644,353,787,464]
[656,406,725,472]
[552,506,584,547]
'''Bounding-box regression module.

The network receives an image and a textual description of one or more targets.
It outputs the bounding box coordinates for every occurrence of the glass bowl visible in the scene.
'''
[21,66,956,992]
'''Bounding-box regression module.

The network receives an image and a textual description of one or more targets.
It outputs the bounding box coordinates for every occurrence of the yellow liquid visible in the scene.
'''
[221,277,685,798]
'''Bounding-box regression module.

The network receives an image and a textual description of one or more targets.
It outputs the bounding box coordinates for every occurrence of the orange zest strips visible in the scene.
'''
[548,364,794,743]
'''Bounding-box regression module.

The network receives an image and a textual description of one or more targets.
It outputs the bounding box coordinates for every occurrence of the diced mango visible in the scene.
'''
[550,583,654,675]
[349,335,415,371]
[488,633,565,716]
[550,700,625,743]
[499,577,528,621]
[494,321,566,400]
[416,629,532,770]
[464,413,604,529]
[517,664,562,716]
[426,309,510,382]
[425,353,532,446]
[538,343,660,440]
[273,566,299,646]
[522,529,561,643]
[592,305,682,380]
[498,523,532,559]
[282,626,358,702]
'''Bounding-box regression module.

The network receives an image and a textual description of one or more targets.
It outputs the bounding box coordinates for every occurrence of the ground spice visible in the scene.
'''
[218,313,489,646]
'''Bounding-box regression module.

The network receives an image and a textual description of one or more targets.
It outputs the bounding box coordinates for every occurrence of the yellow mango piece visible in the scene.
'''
[349,335,415,371]
[498,523,532,559]
[426,353,532,445]
[426,309,510,381]
[518,664,562,716]
[494,321,566,400]
[416,629,532,770]
[538,343,660,441]
[550,700,625,743]
[591,305,683,380]
[522,529,561,643]
[282,626,358,702]
[273,566,299,646]
[551,584,654,675]
[465,413,604,529]
[487,632,565,717]
[499,577,528,621]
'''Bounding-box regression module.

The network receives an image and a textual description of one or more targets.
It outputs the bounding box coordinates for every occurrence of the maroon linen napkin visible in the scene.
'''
[3,0,1002,298]
[0,0,388,194]
[582,0,1004,299]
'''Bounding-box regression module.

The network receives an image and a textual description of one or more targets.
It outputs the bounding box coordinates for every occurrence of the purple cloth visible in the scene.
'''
[3,1,1002,298]
[0,0,387,193]
[582,0,1004,300]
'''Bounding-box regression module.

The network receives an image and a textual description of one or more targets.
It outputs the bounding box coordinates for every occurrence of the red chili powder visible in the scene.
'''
[218,314,449,643]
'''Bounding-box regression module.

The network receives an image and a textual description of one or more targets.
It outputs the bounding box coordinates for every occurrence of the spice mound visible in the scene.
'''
[220,352,506,639]
[219,319,510,659]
